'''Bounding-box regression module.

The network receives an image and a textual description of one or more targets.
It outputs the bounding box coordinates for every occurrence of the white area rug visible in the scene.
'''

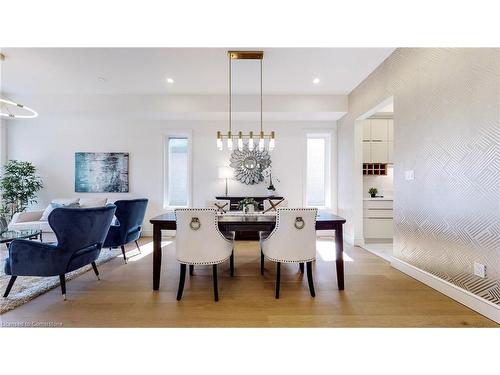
[0,244,121,314]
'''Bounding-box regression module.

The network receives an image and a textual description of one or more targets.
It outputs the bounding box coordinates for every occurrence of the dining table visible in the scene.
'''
[149,210,347,291]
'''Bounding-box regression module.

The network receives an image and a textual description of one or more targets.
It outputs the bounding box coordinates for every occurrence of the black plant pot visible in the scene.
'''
[370,193,376,198]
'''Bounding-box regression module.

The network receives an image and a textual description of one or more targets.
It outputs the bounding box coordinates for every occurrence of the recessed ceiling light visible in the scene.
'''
[97,76,107,82]
[313,78,321,84]
[166,78,174,84]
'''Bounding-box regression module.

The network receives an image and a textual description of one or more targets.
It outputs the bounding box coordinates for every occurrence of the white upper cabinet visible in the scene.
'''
[371,141,388,163]
[362,118,394,164]
[370,119,388,141]
[362,120,371,141]
[363,142,371,163]
[387,142,394,163]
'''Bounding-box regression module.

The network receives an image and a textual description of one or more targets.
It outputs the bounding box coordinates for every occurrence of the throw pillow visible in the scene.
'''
[40,204,54,221]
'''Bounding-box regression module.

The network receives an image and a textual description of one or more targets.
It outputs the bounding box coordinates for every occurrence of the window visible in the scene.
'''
[305,133,331,208]
[164,134,191,208]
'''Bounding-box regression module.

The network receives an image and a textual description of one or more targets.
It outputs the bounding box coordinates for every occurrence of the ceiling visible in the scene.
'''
[1,48,395,96]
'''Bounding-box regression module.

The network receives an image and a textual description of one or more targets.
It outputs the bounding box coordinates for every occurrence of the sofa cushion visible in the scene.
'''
[40,204,55,221]
[41,202,75,220]
[79,197,108,208]
[9,220,53,233]
[51,202,80,209]
[51,198,80,206]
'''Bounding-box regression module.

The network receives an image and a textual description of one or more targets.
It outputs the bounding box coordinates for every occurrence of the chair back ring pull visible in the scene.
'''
[190,217,201,230]
[294,217,305,230]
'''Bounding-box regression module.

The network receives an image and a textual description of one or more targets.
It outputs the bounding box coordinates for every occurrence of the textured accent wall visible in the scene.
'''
[338,48,500,305]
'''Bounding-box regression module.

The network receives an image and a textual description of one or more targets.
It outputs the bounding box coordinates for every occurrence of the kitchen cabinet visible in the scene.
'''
[388,119,393,141]
[370,141,388,163]
[387,141,394,163]
[363,142,371,163]
[363,121,371,141]
[362,118,394,164]
[370,119,388,141]
[363,199,393,239]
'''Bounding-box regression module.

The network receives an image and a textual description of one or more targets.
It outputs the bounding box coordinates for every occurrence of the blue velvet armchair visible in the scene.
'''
[103,199,148,263]
[3,205,116,300]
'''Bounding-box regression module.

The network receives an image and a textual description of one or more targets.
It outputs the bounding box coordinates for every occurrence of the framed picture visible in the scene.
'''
[75,152,129,193]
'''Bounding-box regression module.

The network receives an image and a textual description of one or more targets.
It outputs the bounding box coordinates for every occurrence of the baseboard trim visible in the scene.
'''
[391,257,500,324]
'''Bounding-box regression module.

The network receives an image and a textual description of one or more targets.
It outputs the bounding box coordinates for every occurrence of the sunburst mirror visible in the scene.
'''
[229,146,271,185]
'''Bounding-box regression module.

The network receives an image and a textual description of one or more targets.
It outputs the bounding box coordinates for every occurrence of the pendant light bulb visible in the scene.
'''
[238,131,243,151]
[248,131,254,151]
[258,131,265,152]
[269,131,275,151]
[217,131,223,150]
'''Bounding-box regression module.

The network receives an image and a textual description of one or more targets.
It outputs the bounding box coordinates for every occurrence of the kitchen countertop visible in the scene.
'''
[363,197,393,201]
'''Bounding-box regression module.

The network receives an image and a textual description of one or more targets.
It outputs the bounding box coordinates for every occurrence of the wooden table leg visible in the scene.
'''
[335,224,345,290]
[153,224,162,290]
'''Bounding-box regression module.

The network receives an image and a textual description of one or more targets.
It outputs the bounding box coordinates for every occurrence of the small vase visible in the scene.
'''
[267,189,275,197]
[370,193,376,198]
[248,205,255,213]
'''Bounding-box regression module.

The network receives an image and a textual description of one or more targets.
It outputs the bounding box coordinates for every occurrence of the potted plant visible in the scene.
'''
[0,160,43,220]
[238,197,259,213]
[368,187,378,198]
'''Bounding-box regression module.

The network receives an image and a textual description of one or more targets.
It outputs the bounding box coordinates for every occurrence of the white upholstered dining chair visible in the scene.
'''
[174,208,235,302]
[260,208,318,299]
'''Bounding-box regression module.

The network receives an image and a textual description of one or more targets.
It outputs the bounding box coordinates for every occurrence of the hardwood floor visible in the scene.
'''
[1,237,497,327]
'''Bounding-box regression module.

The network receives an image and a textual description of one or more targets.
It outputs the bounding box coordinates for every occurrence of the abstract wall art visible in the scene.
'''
[75,152,129,193]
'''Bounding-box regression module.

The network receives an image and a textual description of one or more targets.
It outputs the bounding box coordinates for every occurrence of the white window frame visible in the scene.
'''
[304,132,332,209]
[163,130,192,209]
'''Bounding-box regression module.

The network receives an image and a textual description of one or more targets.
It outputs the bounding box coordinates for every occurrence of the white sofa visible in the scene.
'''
[8,197,110,241]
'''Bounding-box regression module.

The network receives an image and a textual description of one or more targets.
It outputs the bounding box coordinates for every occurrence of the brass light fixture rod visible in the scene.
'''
[228,51,264,60]
[217,50,274,150]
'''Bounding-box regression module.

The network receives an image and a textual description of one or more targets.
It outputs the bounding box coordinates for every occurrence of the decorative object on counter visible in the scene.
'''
[218,166,233,196]
[262,167,280,196]
[230,146,271,185]
[238,197,259,214]
[0,160,44,220]
[263,198,287,213]
[216,51,275,152]
[75,152,129,193]
[368,187,378,198]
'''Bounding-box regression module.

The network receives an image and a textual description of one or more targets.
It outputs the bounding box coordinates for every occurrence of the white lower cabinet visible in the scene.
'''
[363,199,393,239]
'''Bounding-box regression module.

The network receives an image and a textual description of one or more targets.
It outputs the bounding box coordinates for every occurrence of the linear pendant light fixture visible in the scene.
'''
[216,50,275,152]
[0,53,38,119]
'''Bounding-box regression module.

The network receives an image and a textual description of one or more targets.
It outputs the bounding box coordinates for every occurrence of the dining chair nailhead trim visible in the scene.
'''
[261,207,318,263]
[174,208,233,245]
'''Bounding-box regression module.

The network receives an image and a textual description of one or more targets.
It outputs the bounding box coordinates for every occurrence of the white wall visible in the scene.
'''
[6,94,337,234]
[338,48,500,306]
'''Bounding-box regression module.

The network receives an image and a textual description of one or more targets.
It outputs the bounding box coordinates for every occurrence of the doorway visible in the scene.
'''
[354,97,394,261]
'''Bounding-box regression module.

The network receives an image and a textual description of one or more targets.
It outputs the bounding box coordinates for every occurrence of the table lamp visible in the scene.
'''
[218,166,233,197]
